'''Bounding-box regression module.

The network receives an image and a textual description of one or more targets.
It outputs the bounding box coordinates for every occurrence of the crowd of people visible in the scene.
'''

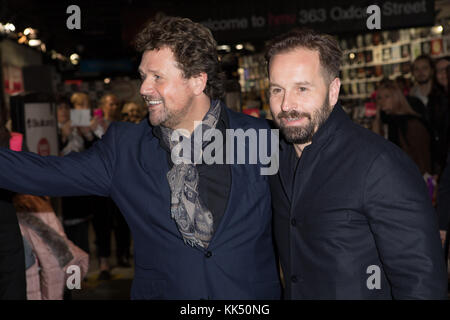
[56,93,146,282]
[372,56,449,178]
[370,55,450,263]
[0,90,146,299]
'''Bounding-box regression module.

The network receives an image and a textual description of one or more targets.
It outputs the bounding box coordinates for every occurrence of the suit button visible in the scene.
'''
[291,218,296,226]
[205,251,212,258]
[291,275,298,283]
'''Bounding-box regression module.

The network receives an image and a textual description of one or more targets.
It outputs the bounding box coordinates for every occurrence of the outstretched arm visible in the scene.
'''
[0,122,118,197]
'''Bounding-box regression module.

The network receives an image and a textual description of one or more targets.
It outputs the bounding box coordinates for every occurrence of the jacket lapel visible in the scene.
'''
[288,104,346,218]
[277,140,297,204]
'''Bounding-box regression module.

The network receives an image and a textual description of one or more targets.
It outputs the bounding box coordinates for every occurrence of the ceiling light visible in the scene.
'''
[235,44,244,50]
[70,53,80,65]
[432,25,443,34]
[4,23,15,32]
[217,45,231,52]
[28,39,42,46]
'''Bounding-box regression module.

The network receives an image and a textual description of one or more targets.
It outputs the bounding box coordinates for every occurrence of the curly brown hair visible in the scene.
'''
[134,16,225,100]
[265,28,342,84]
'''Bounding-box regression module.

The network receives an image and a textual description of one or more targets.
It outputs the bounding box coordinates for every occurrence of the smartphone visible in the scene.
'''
[93,108,103,120]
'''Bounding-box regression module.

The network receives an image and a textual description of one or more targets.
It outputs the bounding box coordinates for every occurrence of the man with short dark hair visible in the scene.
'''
[0,16,281,299]
[267,28,447,299]
[411,55,449,174]
[411,55,435,107]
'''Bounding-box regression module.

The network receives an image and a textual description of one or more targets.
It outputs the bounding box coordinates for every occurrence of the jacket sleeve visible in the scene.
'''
[437,151,450,231]
[363,149,448,299]
[0,122,118,197]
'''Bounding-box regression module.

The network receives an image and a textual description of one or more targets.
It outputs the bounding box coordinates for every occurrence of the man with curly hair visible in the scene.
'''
[0,16,280,299]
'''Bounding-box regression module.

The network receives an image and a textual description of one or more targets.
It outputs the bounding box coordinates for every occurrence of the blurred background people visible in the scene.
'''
[91,93,132,281]
[121,101,145,123]
[92,93,121,138]
[56,95,97,256]
[435,57,450,94]
[411,55,435,109]
[372,80,431,175]
[410,55,450,175]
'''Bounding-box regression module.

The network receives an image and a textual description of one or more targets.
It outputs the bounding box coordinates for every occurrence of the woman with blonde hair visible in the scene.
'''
[372,80,431,175]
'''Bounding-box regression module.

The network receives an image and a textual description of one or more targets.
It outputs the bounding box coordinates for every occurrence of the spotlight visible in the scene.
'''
[5,23,15,32]
[70,53,80,65]
[28,39,42,47]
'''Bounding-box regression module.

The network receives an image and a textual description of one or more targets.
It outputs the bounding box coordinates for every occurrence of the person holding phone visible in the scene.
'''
[91,93,120,139]
[91,93,133,279]
[56,94,97,257]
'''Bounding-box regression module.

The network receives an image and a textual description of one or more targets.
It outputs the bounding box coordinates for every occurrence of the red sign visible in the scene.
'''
[3,64,24,95]
[37,138,50,156]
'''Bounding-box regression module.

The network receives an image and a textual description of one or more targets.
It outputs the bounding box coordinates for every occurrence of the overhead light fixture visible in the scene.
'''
[24,27,33,36]
[28,39,42,47]
[432,25,443,34]
[4,23,15,32]
[349,52,356,60]
[70,53,80,65]
[235,44,244,50]
[18,35,27,44]
[244,43,255,52]
[40,43,46,52]
[104,78,111,84]
[217,45,231,52]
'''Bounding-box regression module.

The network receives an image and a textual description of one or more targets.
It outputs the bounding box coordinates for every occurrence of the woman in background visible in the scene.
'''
[372,80,432,175]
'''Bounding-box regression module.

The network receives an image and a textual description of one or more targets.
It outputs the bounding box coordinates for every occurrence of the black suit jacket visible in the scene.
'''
[0,189,26,299]
[437,152,450,231]
[270,104,448,299]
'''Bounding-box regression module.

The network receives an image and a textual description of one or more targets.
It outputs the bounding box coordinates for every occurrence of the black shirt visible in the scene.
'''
[152,104,231,233]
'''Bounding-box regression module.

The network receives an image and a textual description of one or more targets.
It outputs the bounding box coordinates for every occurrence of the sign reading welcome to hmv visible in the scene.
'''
[122,0,435,46]
[194,0,434,41]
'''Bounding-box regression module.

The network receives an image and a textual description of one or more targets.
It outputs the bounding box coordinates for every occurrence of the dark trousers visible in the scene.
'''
[92,197,131,260]
[445,226,449,268]
[64,220,90,254]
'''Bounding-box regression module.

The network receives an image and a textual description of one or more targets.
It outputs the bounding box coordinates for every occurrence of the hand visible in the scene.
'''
[78,125,91,136]
[440,230,447,247]
[60,120,73,141]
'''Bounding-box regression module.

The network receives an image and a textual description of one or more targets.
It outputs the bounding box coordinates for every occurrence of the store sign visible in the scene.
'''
[122,0,435,44]
[196,0,435,41]
[2,64,24,95]
[24,103,58,156]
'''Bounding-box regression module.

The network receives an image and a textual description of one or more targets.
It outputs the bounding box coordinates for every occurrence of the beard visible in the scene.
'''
[145,96,193,129]
[275,95,332,145]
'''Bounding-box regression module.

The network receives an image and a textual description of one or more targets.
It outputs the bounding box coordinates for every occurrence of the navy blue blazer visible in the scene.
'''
[0,105,281,299]
[270,104,448,299]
